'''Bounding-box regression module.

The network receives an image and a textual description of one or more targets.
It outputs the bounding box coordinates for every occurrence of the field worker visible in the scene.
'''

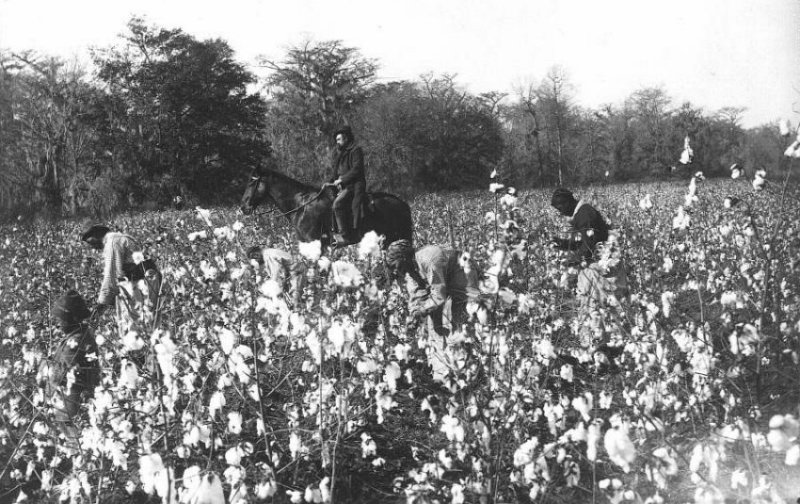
[384,240,482,335]
[81,225,161,328]
[329,125,367,246]
[247,246,307,305]
[548,189,627,316]
[549,188,609,266]
[384,239,484,381]
[39,290,100,423]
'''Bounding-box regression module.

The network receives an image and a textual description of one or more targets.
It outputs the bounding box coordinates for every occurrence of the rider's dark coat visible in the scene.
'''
[332,141,367,230]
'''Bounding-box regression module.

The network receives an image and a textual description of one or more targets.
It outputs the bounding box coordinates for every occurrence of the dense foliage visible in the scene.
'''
[0,18,790,215]
[2,156,800,503]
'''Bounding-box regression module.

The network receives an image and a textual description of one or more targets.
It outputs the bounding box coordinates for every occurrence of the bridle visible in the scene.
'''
[245,175,329,218]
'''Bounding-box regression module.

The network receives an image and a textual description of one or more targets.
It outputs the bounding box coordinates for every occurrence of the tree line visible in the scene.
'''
[0,18,788,217]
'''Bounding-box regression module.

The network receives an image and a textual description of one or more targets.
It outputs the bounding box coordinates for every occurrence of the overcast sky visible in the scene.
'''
[1,0,798,127]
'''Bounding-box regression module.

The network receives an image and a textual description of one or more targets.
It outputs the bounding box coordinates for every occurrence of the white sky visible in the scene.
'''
[1,0,798,127]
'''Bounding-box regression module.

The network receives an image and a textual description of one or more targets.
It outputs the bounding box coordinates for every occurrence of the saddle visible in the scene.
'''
[328,192,380,246]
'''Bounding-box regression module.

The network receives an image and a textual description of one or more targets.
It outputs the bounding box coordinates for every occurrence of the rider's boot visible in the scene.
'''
[333,211,353,245]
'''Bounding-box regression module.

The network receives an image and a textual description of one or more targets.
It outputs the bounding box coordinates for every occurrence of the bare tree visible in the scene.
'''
[516,83,546,182]
[259,39,378,139]
[536,66,575,185]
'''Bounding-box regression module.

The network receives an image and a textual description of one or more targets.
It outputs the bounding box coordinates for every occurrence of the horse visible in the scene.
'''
[240,167,413,248]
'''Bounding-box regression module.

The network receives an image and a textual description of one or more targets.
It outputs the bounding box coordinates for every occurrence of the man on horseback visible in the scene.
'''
[329,125,366,246]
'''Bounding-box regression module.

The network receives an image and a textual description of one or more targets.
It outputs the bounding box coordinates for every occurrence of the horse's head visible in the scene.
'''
[241,169,267,214]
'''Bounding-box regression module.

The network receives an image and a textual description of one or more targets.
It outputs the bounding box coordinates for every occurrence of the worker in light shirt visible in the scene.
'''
[81,224,161,328]
[246,245,307,305]
[384,239,481,336]
[383,239,483,382]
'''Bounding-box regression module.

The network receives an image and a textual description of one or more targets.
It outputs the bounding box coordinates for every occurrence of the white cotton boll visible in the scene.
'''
[394,343,411,361]
[680,149,691,165]
[779,119,792,136]
[490,168,498,179]
[768,428,791,452]
[255,480,277,499]
[753,175,766,191]
[213,226,234,240]
[306,331,322,364]
[319,477,331,503]
[188,230,208,241]
[225,446,242,466]
[440,415,465,443]
[331,260,363,288]
[489,182,505,193]
[289,432,303,459]
[687,177,698,197]
[356,358,378,374]
[661,291,674,318]
[358,231,383,260]
[209,391,226,419]
[513,438,539,467]
[587,422,601,461]
[118,359,139,389]
[604,426,636,472]
[299,241,322,261]
[195,206,213,226]
[500,193,518,208]
[195,473,226,504]
[227,412,243,435]
[327,322,354,357]
[560,364,574,382]
[218,328,237,355]
[361,433,377,458]
[450,483,465,504]
[720,291,739,307]
[138,453,165,495]
[317,256,331,271]
[639,194,653,210]
[459,252,472,274]
[475,305,489,325]
[260,279,283,298]
[786,445,800,465]
[132,251,145,265]
[672,206,690,230]
[572,397,590,421]
[384,361,402,393]
[730,469,748,490]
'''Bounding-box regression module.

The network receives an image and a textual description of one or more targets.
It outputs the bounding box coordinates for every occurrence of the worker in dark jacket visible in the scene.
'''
[39,291,100,422]
[329,125,367,245]
[549,189,627,314]
[549,188,609,266]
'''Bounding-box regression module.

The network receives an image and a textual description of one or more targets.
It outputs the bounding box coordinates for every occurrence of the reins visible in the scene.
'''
[248,177,329,218]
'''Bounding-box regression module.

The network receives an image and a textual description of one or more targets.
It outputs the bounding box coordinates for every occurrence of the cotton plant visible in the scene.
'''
[5,177,800,504]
